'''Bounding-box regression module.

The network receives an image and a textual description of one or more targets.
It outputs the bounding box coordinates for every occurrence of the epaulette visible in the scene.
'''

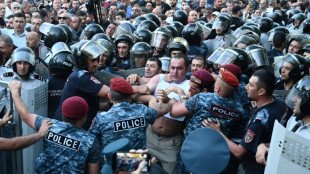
[3,72,14,77]
[33,74,44,81]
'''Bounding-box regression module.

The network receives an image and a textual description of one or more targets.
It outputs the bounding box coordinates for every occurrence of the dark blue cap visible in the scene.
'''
[180,128,230,174]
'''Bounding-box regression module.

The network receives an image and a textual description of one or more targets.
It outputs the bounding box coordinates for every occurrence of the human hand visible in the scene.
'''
[255,143,268,165]
[165,86,183,95]
[164,73,172,83]
[0,109,13,126]
[148,96,158,108]
[38,120,53,138]
[127,74,139,84]
[130,149,156,174]
[8,81,22,94]
[202,118,221,132]
[156,89,169,103]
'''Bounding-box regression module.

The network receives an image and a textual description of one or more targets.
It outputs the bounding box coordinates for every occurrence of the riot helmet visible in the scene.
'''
[49,42,73,77]
[267,12,283,26]
[133,28,152,44]
[207,47,225,64]
[182,23,203,46]
[289,13,307,27]
[11,47,36,74]
[302,19,310,34]
[244,22,257,27]
[233,26,256,39]
[130,42,152,68]
[145,13,161,27]
[115,34,134,49]
[132,15,147,29]
[276,53,309,82]
[84,24,104,40]
[268,26,289,42]
[150,27,172,50]
[170,21,184,37]
[233,35,257,49]
[72,40,106,70]
[58,24,74,43]
[159,57,171,73]
[173,10,188,25]
[285,76,310,120]
[168,37,189,56]
[215,48,250,73]
[250,25,261,37]
[163,25,178,38]
[197,22,212,40]
[95,39,115,68]
[302,44,310,57]
[287,34,309,54]
[42,25,68,48]
[245,44,269,68]
[137,20,158,32]
[112,23,133,39]
[212,15,230,35]
[91,33,113,44]
[288,8,302,20]
[257,17,273,33]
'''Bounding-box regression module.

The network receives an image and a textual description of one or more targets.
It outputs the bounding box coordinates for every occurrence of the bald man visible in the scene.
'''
[26,32,48,60]
[188,10,198,23]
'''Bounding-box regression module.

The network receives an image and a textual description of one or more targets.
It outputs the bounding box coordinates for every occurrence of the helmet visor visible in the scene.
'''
[285,85,308,110]
[212,20,227,30]
[215,49,238,66]
[39,22,54,36]
[150,32,170,49]
[81,41,105,59]
[51,42,72,56]
[159,57,171,72]
[248,48,269,67]
[11,50,36,66]
[207,47,224,64]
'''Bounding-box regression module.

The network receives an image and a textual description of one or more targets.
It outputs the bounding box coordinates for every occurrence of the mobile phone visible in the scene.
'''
[112,152,151,173]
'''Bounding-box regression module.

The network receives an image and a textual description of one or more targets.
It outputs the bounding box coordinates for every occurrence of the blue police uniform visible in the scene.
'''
[48,75,67,118]
[274,77,292,90]
[187,45,208,62]
[180,92,245,174]
[240,97,287,174]
[55,69,104,129]
[89,102,157,161]
[116,55,131,71]
[34,115,100,173]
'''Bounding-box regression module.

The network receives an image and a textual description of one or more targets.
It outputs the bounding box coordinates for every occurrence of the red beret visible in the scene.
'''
[191,69,215,86]
[110,77,134,95]
[222,64,242,79]
[219,68,239,87]
[62,96,89,119]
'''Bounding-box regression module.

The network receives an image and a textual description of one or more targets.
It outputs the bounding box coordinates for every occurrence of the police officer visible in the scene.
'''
[167,37,189,58]
[257,17,273,51]
[171,68,245,174]
[130,42,152,69]
[256,75,310,165]
[150,27,172,58]
[114,34,134,71]
[204,69,288,174]
[287,13,307,35]
[88,77,176,166]
[206,15,236,54]
[9,81,100,173]
[182,23,208,61]
[54,40,110,130]
[275,53,309,90]
[48,42,73,118]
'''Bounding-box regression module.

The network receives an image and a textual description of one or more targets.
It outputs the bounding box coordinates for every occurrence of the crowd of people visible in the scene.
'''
[0,0,310,173]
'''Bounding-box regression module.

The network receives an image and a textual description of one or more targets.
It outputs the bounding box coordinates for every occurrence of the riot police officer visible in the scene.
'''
[114,34,134,71]
[150,27,172,58]
[130,42,152,69]
[257,17,273,51]
[54,40,110,130]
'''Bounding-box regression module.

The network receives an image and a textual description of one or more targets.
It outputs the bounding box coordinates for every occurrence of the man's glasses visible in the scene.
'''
[58,17,68,20]
[61,7,68,10]
[191,75,202,85]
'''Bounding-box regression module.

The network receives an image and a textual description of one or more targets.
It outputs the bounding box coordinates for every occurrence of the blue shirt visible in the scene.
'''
[0,29,28,47]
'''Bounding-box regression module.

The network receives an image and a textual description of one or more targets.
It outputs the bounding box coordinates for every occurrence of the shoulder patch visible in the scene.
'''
[90,76,101,84]
[244,129,256,143]
[210,104,242,120]
[254,109,269,126]
[33,74,44,81]
[3,72,14,77]
[78,70,86,78]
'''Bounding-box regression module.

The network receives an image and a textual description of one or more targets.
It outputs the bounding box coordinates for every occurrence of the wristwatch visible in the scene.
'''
[181,95,188,100]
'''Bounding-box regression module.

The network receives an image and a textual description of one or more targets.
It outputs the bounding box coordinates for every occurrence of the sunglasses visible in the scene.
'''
[191,75,201,85]
[61,7,68,10]
[58,16,68,20]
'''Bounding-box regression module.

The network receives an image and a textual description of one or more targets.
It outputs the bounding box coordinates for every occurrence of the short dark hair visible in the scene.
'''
[76,10,87,17]
[110,89,131,102]
[25,12,32,18]
[146,1,155,8]
[172,54,189,69]
[280,0,288,7]
[14,12,26,21]
[115,11,126,18]
[118,5,127,12]
[147,57,162,69]
[252,69,275,96]
[192,55,206,67]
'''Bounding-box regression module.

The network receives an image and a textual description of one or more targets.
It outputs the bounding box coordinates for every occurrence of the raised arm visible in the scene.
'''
[8,81,38,129]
